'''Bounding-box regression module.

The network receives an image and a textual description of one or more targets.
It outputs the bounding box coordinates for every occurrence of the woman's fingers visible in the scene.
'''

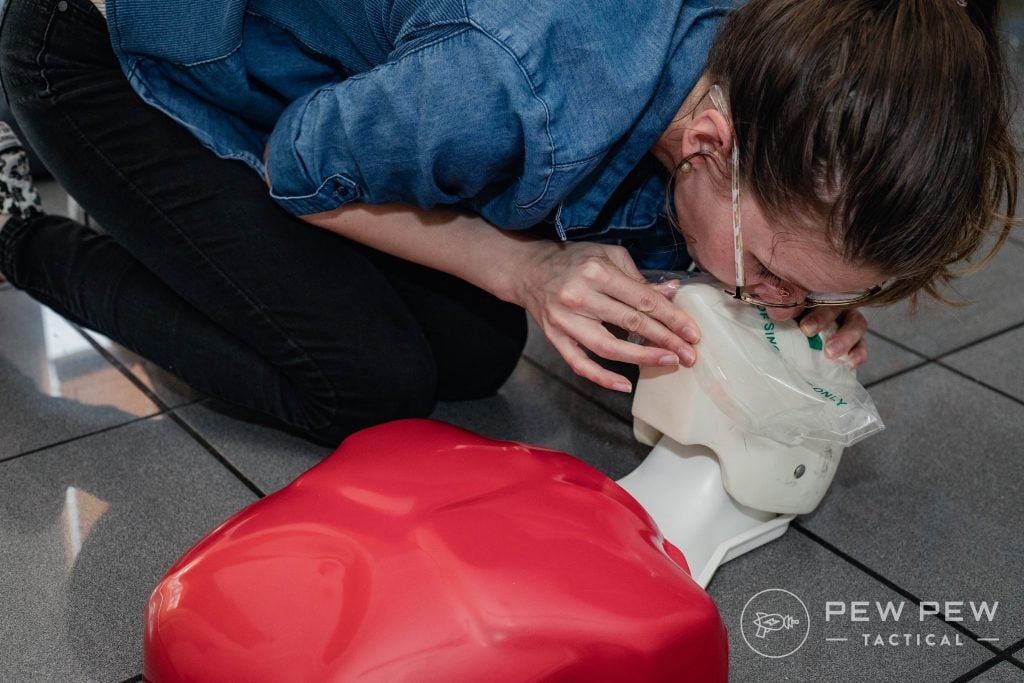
[605,274,701,345]
[549,278,698,366]
[824,309,868,359]
[798,307,839,337]
[799,307,869,364]
[607,295,697,365]
[548,333,635,392]
[553,307,695,367]
[520,242,703,390]
[847,337,869,368]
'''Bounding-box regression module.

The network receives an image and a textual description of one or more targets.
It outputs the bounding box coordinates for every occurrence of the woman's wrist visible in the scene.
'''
[479,232,551,307]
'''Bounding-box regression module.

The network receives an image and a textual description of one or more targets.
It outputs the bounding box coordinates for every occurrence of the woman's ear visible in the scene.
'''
[680,108,732,168]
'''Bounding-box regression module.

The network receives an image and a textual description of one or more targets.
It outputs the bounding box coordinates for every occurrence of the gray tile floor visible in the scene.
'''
[6,20,1024,674]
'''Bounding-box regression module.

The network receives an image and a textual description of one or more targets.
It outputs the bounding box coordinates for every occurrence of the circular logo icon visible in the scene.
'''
[740,588,811,658]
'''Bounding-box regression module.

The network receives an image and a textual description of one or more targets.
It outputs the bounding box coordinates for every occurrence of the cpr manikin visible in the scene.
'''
[141,279,880,682]
[620,278,880,587]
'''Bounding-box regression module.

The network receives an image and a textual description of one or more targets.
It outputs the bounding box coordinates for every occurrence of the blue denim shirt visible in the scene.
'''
[106,0,732,269]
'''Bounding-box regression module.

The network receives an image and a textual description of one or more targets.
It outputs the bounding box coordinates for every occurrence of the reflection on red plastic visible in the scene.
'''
[144,419,728,682]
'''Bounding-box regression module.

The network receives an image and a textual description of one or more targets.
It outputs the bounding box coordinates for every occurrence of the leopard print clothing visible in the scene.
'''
[0,123,43,221]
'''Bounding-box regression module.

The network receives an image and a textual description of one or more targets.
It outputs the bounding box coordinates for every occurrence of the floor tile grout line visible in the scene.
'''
[863,358,933,389]
[870,318,1024,365]
[45,319,263,496]
[69,326,269,497]
[950,656,1008,682]
[865,328,932,359]
[934,319,1024,361]
[1005,635,1024,656]
[172,396,207,411]
[0,412,169,465]
[0,312,181,463]
[520,356,634,427]
[933,360,1024,411]
[164,408,266,499]
[73,325,174,413]
[790,524,1008,657]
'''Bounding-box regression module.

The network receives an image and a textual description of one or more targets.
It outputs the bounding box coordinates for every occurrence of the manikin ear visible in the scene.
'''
[679,108,733,176]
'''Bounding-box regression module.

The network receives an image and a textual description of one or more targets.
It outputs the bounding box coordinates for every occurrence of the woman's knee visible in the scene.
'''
[436,309,527,401]
[299,344,441,445]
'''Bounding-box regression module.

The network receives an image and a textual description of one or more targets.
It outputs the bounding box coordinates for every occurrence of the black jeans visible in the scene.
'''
[0,0,526,445]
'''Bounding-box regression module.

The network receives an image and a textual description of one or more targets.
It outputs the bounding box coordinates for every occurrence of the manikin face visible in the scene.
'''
[669,104,886,322]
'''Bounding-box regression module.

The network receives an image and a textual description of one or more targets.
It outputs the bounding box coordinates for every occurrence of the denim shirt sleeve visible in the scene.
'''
[264,25,551,220]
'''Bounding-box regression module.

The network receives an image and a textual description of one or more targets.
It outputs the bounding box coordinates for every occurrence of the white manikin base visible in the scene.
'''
[617,435,795,589]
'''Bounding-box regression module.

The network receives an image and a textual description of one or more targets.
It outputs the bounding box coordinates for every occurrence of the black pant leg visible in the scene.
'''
[365,249,527,401]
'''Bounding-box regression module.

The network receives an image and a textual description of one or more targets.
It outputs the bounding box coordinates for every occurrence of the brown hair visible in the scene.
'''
[702,0,1018,305]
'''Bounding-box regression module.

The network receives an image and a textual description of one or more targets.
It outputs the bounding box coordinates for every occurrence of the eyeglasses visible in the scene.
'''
[704,85,882,309]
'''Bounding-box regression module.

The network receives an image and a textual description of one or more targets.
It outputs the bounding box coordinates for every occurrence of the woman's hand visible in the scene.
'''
[511,241,701,392]
[798,306,869,368]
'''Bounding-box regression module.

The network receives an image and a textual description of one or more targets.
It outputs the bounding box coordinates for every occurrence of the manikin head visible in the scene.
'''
[630,281,880,513]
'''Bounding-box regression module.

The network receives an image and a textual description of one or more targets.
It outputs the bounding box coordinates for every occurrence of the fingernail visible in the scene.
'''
[825,339,843,358]
[659,354,679,366]
[613,381,633,393]
[678,348,696,367]
[681,326,700,344]
[800,320,819,336]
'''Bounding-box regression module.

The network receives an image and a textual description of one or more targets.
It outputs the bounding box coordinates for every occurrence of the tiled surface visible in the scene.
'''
[432,357,649,479]
[969,662,1024,682]
[176,400,332,494]
[858,331,928,387]
[0,417,257,682]
[864,239,1024,359]
[943,325,1024,401]
[800,364,1024,644]
[523,318,638,422]
[705,531,995,683]
[0,288,160,459]
[36,178,74,217]
[3,60,1024,683]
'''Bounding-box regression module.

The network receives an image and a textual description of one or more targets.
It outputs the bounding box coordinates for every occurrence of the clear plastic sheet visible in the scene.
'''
[643,273,885,447]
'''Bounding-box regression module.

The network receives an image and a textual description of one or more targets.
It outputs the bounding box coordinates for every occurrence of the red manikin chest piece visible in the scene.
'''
[143,419,728,682]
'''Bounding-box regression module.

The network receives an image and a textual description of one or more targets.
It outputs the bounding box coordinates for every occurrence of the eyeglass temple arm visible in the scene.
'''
[730,142,744,300]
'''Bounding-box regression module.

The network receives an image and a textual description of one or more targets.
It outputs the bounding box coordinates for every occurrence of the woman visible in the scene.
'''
[0,0,1015,444]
